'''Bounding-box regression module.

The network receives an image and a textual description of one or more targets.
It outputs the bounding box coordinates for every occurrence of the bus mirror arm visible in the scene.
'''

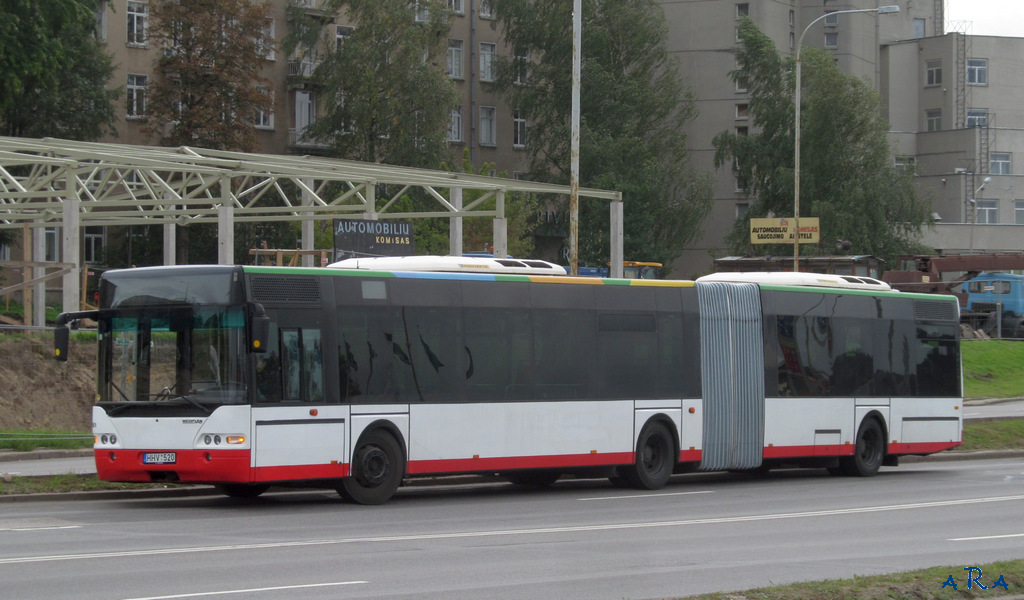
[53,310,99,362]
[250,303,270,354]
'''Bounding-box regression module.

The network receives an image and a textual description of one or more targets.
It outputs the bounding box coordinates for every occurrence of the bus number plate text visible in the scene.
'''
[143,452,176,464]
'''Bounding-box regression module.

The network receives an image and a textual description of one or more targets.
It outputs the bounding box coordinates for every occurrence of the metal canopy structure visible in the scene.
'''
[0,136,624,322]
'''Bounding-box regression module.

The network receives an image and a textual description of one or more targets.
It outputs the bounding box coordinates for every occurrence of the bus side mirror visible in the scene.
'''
[251,315,270,353]
[54,325,70,362]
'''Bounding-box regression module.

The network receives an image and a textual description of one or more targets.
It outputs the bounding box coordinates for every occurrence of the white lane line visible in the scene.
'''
[0,526,82,532]
[580,490,714,501]
[949,532,1024,542]
[2,494,1023,566]
[123,581,367,600]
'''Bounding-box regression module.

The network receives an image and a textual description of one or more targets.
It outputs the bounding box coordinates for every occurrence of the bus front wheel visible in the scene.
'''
[338,430,404,505]
[840,418,885,477]
[617,421,674,490]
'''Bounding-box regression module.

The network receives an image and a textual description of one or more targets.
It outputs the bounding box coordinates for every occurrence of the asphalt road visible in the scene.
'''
[1,457,1023,600]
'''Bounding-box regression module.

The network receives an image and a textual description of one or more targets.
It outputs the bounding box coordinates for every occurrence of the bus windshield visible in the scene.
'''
[100,305,248,410]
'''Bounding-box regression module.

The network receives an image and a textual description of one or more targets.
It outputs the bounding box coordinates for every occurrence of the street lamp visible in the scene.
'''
[968,176,992,251]
[792,5,900,272]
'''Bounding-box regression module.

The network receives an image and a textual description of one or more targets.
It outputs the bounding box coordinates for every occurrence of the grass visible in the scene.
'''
[962,340,1024,399]
[0,431,93,452]
[674,560,1024,599]
[959,419,1024,451]
[0,473,171,495]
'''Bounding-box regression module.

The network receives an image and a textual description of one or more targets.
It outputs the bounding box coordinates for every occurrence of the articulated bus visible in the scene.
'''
[54,257,962,504]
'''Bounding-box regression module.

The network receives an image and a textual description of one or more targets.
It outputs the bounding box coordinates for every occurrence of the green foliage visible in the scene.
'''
[962,340,1024,399]
[441,149,540,258]
[146,0,275,152]
[0,0,119,139]
[0,431,92,452]
[490,0,711,267]
[285,0,458,168]
[959,419,1024,452]
[713,19,932,265]
[676,560,1024,599]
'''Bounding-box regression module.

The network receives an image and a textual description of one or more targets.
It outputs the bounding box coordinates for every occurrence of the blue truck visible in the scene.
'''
[962,272,1024,337]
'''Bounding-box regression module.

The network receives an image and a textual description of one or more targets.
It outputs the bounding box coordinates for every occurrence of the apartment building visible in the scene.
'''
[97,0,527,173]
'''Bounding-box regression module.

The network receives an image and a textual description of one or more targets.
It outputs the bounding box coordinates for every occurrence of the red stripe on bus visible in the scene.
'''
[252,463,349,482]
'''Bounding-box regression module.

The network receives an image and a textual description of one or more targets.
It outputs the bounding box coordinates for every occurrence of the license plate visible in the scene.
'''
[143,452,176,465]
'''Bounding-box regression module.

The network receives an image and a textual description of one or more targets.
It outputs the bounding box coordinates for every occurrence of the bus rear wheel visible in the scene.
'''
[338,430,404,505]
[840,418,885,477]
[617,421,674,490]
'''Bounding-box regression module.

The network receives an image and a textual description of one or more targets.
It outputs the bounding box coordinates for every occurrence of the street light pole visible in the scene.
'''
[793,5,899,272]
[968,176,991,252]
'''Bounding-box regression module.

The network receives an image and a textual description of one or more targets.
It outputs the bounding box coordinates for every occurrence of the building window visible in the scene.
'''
[84,226,104,264]
[991,152,1011,175]
[447,40,464,79]
[736,203,749,218]
[925,109,941,132]
[967,109,988,129]
[126,74,147,118]
[480,43,496,82]
[414,1,430,23]
[448,0,464,14]
[967,58,988,86]
[479,106,496,146]
[789,10,794,26]
[127,1,148,46]
[735,3,748,18]
[448,106,463,142]
[789,32,794,49]
[925,60,942,86]
[295,90,314,142]
[736,126,748,136]
[735,74,748,93]
[0,242,9,261]
[824,32,838,49]
[894,155,916,170]
[260,19,276,60]
[976,199,998,224]
[514,51,530,85]
[255,90,274,129]
[479,0,494,19]
[335,25,353,50]
[824,11,838,26]
[735,103,749,120]
[1015,200,1024,225]
[513,110,527,147]
[913,18,926,38]
[95,4,108,41]
[44,227,59,262]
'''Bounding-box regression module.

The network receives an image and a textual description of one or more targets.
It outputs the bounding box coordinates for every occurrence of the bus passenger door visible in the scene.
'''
[252,320,348,482]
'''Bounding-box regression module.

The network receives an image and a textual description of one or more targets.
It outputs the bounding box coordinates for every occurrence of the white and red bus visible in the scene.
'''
[54,258,962,504]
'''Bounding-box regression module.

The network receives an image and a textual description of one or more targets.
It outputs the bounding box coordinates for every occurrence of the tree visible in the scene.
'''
[490,0,711,268]
[284,0,458,168]
[713,19,931,264]
[146,0,275,152]
[0,0,119,140]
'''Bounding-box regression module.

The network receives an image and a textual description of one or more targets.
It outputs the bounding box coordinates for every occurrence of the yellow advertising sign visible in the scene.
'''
[749,217,820,245]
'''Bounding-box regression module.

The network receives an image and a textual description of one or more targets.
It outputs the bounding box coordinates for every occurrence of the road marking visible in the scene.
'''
[122,581,367,600]
[949,532,1024,542]
[2,494,1023,566]
[0,526,82,532]
[580,490,714,501]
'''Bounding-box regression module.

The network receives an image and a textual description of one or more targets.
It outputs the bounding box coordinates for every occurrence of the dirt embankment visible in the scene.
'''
[0,337,95,431]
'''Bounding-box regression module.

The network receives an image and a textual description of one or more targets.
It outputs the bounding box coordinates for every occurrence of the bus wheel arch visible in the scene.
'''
[617,417,677,490]
[841,414,886,477]
[339,424,406,505]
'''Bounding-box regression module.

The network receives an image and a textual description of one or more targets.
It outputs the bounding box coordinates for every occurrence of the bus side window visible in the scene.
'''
[255,322,282,403]
[276,328,325,404]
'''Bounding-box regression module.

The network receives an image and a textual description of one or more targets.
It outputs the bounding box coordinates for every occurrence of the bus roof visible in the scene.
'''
[327,255,568,276]
[697,271,893,291]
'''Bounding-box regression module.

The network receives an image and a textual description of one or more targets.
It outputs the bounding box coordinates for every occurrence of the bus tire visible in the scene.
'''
[841,418,885,477]
[339,429,404,505]
[217,483,270,499]
[619,421,674,490]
